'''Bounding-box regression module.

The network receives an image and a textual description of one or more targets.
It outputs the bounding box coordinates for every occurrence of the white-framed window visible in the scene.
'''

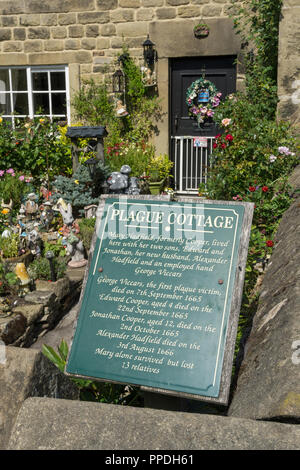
[0,65,70,126]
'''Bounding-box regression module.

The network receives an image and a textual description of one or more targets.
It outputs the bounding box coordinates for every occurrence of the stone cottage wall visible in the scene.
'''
[0,1,233,75]
[277,0,300,130]
[0,1,241,149]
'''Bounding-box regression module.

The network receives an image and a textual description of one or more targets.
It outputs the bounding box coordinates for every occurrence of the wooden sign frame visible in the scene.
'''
[66,195,253,405]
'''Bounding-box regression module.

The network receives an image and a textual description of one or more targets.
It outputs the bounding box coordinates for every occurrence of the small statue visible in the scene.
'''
[27,223,42,257]
[115,99,129,117]
[65,232,87,269]
[40,201,54,231]
[25,193,39,221]
[107,165,141,195]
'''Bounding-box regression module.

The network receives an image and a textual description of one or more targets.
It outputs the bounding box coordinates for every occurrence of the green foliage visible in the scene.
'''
[28,256,67,281]
[209,0,299,377]
[146,153,174,182]
[52,161,110,217]
[0,118,71,181]
[42,339,143,406]
[0,170,33,207]
[78,218,96,253]
[72,47,163,170]
[0,233,20,258]
[230,0,282,83]
[0,262,19,294]
[43,238,66,258]
[107,140,154,177]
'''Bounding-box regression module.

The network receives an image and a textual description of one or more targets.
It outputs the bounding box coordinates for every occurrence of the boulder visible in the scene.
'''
[0,346,79,450]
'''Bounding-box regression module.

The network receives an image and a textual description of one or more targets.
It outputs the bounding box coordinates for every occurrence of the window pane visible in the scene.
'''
[33,93,49,114]
[52,93,66,115]
[13,93,29,115]
[11,69,27,91]
[0,69,10,92]
[50,72,65,91]
[0,94,12,114]
[32,72,48,91]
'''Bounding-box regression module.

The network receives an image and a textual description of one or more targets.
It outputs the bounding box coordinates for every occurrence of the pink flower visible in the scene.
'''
[19,175,25,181]
[0,170,4,177]
[6,168,15,174]
[222,118,231,127]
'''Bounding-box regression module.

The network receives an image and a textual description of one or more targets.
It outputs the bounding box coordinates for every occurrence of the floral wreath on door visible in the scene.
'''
[186,78,222,126]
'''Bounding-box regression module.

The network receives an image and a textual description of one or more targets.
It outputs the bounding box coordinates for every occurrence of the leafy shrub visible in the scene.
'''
[106,140,154,177]
[0,233,20,258]
[0,262,19,294]
[0,117,71,180]
[28,256,67,281]
[42,339,143,406]
[51,161,110,218]
[78,218,96,253]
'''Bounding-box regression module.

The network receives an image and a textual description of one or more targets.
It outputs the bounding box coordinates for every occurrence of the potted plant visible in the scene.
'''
[193,22,210,39]
[146,154,173,195]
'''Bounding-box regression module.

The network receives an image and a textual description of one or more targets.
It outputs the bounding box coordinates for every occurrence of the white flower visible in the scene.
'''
[269,155,277,163]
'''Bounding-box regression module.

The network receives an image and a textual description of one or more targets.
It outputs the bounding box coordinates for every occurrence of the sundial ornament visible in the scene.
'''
[186,77,222,126]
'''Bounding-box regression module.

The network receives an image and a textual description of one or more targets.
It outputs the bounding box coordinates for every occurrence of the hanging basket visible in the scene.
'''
[194,23,210,39]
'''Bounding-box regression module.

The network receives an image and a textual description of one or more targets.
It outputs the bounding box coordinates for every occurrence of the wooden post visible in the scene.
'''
[71,138,79,174]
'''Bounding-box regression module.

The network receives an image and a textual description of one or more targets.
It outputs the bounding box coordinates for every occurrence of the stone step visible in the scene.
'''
[7,396,300,450]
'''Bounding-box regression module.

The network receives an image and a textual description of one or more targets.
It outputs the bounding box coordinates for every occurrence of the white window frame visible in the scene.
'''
[0,65,70,126]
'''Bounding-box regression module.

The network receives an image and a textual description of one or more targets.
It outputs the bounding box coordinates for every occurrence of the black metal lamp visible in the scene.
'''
[85,156,98,179]
[112,68,125,94]
[142,35,157,67]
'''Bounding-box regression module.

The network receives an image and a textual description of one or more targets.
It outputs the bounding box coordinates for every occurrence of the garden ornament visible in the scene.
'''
[65,231,87,268]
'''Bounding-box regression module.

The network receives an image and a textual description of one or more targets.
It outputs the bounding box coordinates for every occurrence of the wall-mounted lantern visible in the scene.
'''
[112,68,125,94]
[142,35,157,68]
[141,35,157,87]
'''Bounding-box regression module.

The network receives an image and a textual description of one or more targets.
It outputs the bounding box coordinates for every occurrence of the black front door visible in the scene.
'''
[170,56,236,192]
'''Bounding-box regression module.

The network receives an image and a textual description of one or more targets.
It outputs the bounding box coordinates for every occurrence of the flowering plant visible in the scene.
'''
[0,169,33,208]
[146,154,173,183]
[186,78,221,126]
[193,23,210,38]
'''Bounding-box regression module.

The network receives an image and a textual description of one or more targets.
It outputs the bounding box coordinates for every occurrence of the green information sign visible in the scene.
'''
[66,196,253,404]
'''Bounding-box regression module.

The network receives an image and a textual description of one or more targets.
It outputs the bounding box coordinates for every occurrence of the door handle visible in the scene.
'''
[175,114,179,129]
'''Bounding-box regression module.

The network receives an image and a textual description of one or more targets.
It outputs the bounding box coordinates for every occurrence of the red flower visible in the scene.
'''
[225,134,233,142]
[266,240,274,247]
[221,143,226,149]
[249,186,256,192]
[215,133,221,139]
[213,143,218,149]
[262,186,269,192]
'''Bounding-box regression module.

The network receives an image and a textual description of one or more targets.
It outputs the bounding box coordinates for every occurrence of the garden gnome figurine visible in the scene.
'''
[65,232,87,268]
[115,99,129,117]
[15,262,31,295]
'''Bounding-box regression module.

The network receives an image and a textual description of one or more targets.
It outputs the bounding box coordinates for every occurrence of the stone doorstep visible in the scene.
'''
[7,397,300,450]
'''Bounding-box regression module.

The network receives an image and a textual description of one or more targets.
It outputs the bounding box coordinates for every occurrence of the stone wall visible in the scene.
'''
[277,0,300,130]
[0,267,84,348]
[0,1,241,153]
[0,0,232,76]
